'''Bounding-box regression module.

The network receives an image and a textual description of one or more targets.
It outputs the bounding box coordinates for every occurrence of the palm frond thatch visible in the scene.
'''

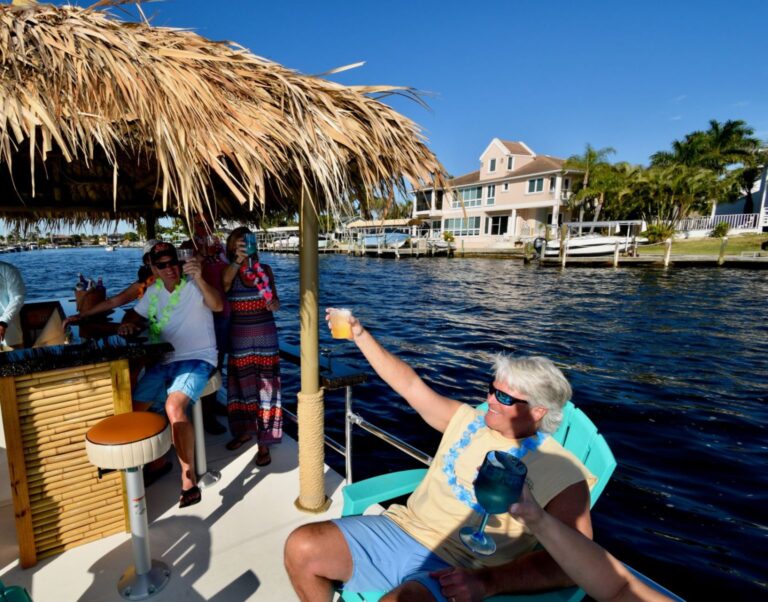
[0,3,445,228]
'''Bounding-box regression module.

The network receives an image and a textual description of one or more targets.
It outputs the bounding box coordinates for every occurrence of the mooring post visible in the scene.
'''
[663,238,672,267]
[558,224,567,264]
[718,236,728,266]
[613,241,620,267]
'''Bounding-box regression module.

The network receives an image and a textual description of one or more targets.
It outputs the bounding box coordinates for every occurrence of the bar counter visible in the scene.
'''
[0,335,171,568]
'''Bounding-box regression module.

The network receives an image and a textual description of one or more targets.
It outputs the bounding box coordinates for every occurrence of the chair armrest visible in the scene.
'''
[341,469,428,516]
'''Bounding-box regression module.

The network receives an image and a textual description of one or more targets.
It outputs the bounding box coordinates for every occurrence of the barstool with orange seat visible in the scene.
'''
[85,412,172,600]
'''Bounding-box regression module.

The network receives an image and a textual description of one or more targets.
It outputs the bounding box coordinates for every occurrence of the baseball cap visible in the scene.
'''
[148,241,178,264]
[142,239,160,256]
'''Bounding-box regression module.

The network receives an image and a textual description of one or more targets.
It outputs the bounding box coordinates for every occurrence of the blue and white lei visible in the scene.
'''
[442,413,547,513]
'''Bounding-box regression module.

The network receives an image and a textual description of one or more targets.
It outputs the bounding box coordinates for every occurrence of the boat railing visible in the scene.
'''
[278,342,431,484]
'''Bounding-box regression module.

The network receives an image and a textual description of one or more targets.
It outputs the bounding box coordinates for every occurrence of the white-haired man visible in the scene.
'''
[285,309,595,602]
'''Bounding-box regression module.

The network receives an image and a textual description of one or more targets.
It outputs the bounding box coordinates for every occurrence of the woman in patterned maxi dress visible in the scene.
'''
[222,227,282,466]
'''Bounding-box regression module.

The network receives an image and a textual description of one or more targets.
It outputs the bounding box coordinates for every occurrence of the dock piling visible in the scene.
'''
[613,241,620,267]
[663,238,672,267]
[718,237,728,265]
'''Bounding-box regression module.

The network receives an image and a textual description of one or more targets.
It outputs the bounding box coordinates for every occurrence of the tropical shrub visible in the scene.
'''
[712,222,730,238]
[643,222,676,243]
[443,230,455,243]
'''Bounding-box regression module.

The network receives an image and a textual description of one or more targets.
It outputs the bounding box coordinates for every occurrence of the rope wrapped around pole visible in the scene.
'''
[295,389,330,513]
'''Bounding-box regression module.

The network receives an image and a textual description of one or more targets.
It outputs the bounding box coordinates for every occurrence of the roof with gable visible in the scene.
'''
[445,156,569,188]
[500,140,534,156]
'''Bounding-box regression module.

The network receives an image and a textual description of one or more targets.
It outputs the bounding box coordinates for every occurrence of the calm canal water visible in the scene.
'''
[4,247,767,600]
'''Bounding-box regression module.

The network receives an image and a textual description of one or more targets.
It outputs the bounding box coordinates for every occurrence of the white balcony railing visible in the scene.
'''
[677,213,760,232]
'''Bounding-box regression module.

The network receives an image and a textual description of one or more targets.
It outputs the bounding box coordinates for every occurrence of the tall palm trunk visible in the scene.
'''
[589,193,605,233]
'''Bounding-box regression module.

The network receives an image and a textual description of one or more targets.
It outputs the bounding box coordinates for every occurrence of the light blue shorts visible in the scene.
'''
[133,360,215,413]
[332,515,451,600]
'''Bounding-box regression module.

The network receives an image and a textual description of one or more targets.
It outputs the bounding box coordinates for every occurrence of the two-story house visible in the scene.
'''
[413,138,580,248]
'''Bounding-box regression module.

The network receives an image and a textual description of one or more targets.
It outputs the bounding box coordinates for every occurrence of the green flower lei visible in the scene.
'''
[147,277,187,342]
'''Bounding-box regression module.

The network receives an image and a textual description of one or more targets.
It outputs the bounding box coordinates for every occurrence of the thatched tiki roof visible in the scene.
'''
[0,3,444,227]
[0,2,446,513]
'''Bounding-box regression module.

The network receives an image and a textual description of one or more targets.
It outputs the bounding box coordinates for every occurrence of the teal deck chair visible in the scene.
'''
[340,401,617,602]
[0,580,33,602]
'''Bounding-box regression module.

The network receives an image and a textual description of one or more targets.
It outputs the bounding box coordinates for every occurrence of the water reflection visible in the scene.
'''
[4,248,767,600]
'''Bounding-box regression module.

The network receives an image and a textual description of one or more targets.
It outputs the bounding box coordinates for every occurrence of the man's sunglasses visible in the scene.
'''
[488,382,529,406]
[154,258,179,270]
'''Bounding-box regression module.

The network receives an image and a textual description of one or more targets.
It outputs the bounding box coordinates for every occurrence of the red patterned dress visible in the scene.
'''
[226,266,282,445]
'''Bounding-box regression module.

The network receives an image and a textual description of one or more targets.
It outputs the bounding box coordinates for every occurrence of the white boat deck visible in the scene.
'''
[0,432,348,601]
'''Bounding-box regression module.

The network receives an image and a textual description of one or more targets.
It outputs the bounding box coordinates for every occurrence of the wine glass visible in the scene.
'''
[244,232,258,268]
[459,450,528,556]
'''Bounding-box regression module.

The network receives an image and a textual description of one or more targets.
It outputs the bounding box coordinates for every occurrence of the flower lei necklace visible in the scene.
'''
[239,262,273,303]
[147,277,187,342]
[442,413,548,513]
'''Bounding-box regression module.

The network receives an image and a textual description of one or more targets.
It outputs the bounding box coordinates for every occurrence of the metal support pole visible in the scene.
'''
[192,401,221,488]
[118,468,170,600]
[345,386,354,484]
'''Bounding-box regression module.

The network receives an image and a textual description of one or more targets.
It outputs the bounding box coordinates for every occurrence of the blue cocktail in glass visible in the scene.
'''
[460,450,528,555]
[244,232,258,268]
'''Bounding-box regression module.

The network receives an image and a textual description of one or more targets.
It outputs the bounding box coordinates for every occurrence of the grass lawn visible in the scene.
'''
[638,233,768,256]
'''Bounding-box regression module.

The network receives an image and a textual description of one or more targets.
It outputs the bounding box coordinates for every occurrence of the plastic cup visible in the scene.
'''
[177,248,194,263]
[329,308,352,339]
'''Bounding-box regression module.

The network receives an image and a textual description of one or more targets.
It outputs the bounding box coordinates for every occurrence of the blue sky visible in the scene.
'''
[129,0,768,178]
[6,0,768,234]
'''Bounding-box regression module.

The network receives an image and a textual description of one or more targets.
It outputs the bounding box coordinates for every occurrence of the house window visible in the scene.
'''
[549,176,557,191]
[444,217,481,236]
[502,182,510,192]
[562,178,570,192]
[486,184,496,205]
[507,156,514,170]
[527,178,544,193]
[489,215,509,235]
[489,158,496,172]
[451,186,482,208]
[415,190,432,212]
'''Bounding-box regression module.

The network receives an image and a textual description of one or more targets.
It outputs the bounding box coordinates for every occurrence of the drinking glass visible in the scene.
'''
[459,450,528,556]
[329,308,352,340]
[177,248,194,264]
[244,232,258,267]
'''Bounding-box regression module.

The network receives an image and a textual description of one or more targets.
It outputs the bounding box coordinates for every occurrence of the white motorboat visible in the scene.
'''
[104,245,115,252]
[534,235,647,257]
[361,230,410,249]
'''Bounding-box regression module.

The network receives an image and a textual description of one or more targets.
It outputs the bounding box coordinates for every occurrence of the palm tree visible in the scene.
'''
[651,120,758,174]
[650,119,761,217]
[563,144,616,230]
[732,148,768,213]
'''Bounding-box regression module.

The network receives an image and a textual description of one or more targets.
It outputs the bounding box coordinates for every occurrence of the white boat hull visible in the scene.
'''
[535,235,647,257]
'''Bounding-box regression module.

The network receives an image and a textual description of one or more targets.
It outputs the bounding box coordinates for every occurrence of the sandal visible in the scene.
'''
[255,449,271,467]
[225,434,252,451]
[179,485,201,509]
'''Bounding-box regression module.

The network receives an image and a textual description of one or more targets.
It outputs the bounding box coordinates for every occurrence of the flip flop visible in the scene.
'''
[179,485,201,508]
[255,449,271,467]
[225,435,252,451]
